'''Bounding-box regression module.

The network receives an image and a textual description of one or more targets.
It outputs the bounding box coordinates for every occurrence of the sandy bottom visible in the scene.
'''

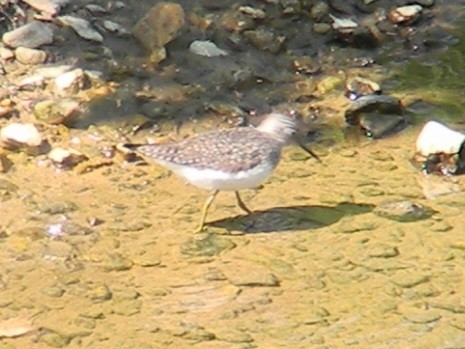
[1,125,465,349]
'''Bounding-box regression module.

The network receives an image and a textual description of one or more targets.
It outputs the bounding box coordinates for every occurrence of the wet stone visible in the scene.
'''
[403,310,441,324]
[189,40,228,57]
[374,201,434,222]
[311,1,330,21]
[57,16,103,42]
[2,21,54,48]
[42,286,65,298]
[132,2,185,51]
[359,113,406,138]
[222,261,280,287]
[178,328,215,342]
[112,299,142,316]
[101,253,133,271]
[219,10,255,32]
[22,0,68,17]
[427,220,453,233]
[15,47,47,65]
[367,243,399,258]
[345,94,403,125]
[215,328,254,343]
[391,271,430,288]
[313,22,331,34]
[39,331,71,348]
[430,302,465,314]
[87,284,112,302]
[180,234,236,257]
[34,98,81,125]
[37,201,78,215]
[73,316,96,330]
[132,249,161,267]
[243,28,284,54]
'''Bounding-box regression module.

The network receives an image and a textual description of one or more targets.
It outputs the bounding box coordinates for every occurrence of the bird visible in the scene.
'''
[123,112,320,233]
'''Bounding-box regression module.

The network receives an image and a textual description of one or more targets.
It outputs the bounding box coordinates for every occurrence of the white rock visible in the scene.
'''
[329,14,358,31]
[396,5,422,18]
[55,68,87,93]
[416,121,465,156]
[189,40,228,57]
[0,123,43,147]
[48,147,86,167]
[57,16,104,42]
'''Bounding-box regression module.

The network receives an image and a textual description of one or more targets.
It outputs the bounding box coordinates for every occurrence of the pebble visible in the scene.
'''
[239,6,266,19]
[330,14,358,32]
[180,234,236,257]
[57,16,104,42]
[47,147,87,169]
[389,5,423,25]
[14,47,47,65]
[374,200,433,222]
[189,40,228,57]
[2,21,54,48]
[0,122,44,149]
[85,4,108,14]
[103,20,130,36]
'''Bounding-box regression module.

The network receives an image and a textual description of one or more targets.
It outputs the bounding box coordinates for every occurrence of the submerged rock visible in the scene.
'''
[57,16,104,42]
[189,40,228,57]
[345,94,405,138]
[132,2,185,52]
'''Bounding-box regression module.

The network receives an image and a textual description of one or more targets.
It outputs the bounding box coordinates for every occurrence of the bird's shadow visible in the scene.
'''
[208,202,375,234]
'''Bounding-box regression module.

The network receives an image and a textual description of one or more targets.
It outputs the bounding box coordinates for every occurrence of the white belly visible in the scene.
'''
[157,160,276,191]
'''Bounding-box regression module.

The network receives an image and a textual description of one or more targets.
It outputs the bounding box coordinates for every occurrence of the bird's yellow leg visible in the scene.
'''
[235,191,252,214]
[194,190,219,233]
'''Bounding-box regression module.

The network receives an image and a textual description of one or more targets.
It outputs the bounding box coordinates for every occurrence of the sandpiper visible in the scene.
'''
[125,112,320,232]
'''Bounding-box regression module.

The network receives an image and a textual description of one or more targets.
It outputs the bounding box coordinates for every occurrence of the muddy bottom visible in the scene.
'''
[1,123,465,349]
